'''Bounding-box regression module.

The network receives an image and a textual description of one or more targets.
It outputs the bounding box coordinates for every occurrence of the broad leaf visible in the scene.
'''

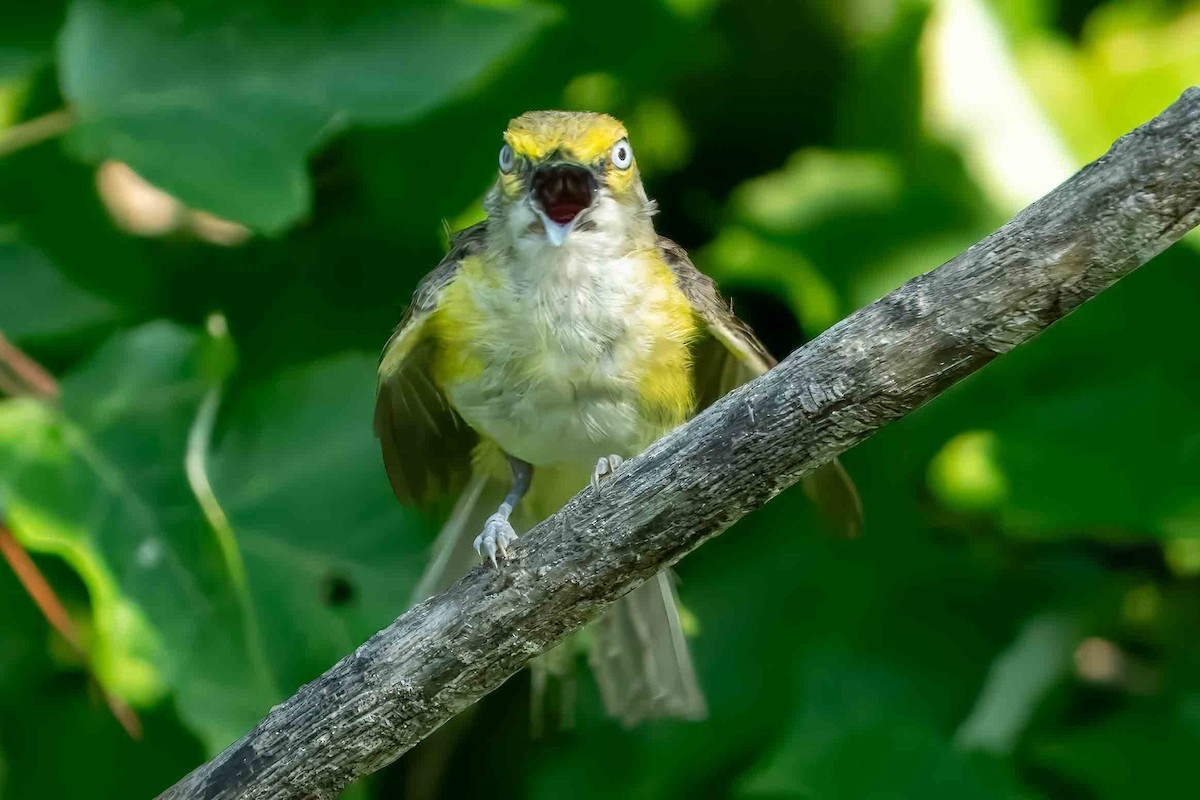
[736,649,1027,800]
[204,353,433,696]
[58,0,554,232]
[0,324,435,754]
[0,240,122,343]
[0,321,274,754]
[0,322,220,705]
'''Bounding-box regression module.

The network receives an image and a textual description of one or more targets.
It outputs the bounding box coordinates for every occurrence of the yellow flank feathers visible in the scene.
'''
[635,250,698,428]
[428,254,490,387]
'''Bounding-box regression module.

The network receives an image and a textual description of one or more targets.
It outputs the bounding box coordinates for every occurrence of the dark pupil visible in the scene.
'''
[617,147,626,162]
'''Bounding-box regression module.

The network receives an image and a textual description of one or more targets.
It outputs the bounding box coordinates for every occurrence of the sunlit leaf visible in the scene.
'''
[0,322,277,753]
[0,323,218,704]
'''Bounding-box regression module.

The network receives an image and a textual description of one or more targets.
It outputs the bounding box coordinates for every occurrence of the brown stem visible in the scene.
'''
[0,331,141,738]
[0,527,80,649]
[0,525,143,739]
[0,331,59,400]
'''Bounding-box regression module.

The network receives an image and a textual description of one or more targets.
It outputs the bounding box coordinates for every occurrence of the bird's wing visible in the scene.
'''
[374,222,486,508]
[659,237,864,537]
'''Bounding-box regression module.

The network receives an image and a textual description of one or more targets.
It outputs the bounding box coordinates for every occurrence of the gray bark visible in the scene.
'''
[160,88,1200,800]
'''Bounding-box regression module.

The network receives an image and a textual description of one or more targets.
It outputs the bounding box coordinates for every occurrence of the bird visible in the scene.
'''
[375,110,862,726]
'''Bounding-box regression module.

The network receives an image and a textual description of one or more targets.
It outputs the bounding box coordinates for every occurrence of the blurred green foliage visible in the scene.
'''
[1,0,1199,797]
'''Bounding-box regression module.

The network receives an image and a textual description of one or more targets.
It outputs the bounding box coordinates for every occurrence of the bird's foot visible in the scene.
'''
[590,454,625,492]
[474,512,518,568]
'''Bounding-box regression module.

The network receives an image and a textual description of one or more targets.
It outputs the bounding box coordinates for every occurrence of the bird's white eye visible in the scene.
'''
[499,144,516,174]
[610,138,633,170]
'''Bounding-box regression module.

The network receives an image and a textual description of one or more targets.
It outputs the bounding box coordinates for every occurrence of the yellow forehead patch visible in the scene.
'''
[505,110,628,163]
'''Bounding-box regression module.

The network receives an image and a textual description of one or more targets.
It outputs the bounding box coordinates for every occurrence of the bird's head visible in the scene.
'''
[486,110,653,248]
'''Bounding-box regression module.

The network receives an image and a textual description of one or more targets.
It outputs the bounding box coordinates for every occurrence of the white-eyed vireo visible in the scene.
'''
[376,111,861,726]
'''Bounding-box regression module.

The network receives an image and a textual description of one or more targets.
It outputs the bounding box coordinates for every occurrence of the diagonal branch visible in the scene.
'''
[161,88,1200,800]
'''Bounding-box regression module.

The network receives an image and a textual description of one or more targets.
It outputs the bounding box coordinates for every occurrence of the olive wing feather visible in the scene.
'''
[659,237,864,537]
[374,223,486,508]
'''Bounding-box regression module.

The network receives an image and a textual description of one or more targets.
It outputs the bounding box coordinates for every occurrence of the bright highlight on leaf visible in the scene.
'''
[732,149,902,235]
[0,325,212,706]
[928,430,1010,512]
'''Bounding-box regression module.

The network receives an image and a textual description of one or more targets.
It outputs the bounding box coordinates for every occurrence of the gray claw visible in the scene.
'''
[474,512,518,568]
[590,454,625,492]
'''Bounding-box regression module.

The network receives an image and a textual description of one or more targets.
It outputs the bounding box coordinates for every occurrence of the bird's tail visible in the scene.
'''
[411,470,706,727]
[587,571,707,726]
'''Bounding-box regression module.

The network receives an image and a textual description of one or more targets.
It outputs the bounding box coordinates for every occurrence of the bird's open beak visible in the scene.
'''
[530,163,597,246]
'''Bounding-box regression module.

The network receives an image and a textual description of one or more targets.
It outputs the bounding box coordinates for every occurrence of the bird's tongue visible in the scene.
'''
[546,199,587,224]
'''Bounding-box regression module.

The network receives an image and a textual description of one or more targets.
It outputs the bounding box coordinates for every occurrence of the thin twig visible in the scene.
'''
[0,331,60,399]
[0,108,75,159]
[160,87,1200,799]
[0,330,141,738]
[0,525,143,739]
[0,527,80,649]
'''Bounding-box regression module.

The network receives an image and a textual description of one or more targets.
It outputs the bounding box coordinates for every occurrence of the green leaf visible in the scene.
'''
[730,149,903,236]
[708,146,987,336]
[0,322,219,705]
[0,321,434,754]
[58,0,554,232]
[927,248,1200,540]
[736,648,1028,800]
[955,612,1080,755]
[1019,2,1200,167]
[1031,700,1200,799]
[0,141,162,322]
[0,240,122,344]
[0,320,275,757]
[202,353,434,697]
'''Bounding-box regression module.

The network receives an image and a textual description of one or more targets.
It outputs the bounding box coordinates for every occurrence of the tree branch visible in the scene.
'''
[161,88,1200,800]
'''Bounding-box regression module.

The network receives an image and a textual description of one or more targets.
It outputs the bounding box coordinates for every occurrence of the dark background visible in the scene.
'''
[1,0,1199,797]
